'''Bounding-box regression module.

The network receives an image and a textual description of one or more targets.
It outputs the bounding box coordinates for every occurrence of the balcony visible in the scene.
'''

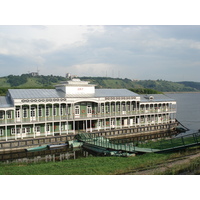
[0,107,176,125]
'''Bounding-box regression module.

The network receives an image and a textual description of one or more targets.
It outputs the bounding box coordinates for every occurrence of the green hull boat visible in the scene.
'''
[26,145,48,152]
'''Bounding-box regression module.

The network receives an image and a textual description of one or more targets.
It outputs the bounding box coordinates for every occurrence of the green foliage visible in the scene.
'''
[0,148,199,175]
[0,152,172,175]
[7,74,29,87]
[81,77,197,92]
[178,81,200,90]
[129,88,162,94]
[0,88,8,96]
[137,79,196,92]
[0,75,199,92]
[36,75,66,87]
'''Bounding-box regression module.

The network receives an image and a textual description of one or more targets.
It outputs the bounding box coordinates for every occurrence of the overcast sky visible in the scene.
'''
[1,25,200,82]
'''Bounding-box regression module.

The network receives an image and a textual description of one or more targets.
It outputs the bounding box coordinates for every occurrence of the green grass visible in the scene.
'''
[137,134,200,150]
[1,146,200,175]
[0,77,10,87]
[18,77,43,87]
[155,155,200,175]
[0,153,174,175]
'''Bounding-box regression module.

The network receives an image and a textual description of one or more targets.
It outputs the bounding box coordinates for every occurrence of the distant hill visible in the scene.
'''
[81,77,197,92]
[177,81,200,91]
[0,75,199,96]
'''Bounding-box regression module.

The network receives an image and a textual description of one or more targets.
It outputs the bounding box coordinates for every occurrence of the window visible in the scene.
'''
[106,104,110,113]
[22,127,26,134]
[11,128,15,135]
[87,105,92,114]
[26,127,31,133]
[35,126,40,133]
[60,105,65,116]
[7,111,12,119]
[31,107,36,117]
[23,108,28,118]
[0,129,4,136]
[53,106,57,116]
[16,128,20,134]
[15,109,20,118]
[46,106,50,116]
[0,111,4,119]
[101,104,104,113]
[38,106,42,117]
[75,105,80,115]
[46,124,50,132]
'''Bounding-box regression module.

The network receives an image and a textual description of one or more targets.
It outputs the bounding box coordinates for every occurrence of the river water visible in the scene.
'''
[166,92,200,132]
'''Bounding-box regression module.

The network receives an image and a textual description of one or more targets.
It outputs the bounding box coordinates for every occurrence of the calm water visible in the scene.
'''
[166,93,200,132]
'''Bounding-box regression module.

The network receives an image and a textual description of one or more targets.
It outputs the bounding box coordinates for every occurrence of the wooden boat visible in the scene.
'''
[47,143,68,149]
[26,145,48,152]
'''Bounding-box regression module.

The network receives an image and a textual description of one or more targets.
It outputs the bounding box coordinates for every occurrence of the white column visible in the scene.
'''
[5,111,7,141]
[33,123,36,138]
[5,125,7,141]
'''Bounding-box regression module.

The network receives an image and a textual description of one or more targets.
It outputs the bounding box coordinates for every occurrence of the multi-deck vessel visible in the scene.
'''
[0,79,177,142]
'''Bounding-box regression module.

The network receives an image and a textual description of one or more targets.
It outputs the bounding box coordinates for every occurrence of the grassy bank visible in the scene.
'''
[1,148,199,175]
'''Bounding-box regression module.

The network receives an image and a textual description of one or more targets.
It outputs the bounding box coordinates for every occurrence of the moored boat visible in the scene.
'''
[25,145,48,152]
[47,143,68,149]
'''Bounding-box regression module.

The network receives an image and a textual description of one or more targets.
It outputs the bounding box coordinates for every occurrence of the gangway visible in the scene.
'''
[75,131,200,154]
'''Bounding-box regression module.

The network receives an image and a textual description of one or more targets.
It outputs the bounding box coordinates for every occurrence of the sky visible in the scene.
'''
[1,0,200,83]
[1,25,200,82]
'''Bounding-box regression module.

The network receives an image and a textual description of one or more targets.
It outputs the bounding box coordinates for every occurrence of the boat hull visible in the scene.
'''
[26,145,48,152]
[47,143,68,149]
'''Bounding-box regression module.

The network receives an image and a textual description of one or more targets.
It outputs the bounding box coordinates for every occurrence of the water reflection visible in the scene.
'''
[0,147,91,164]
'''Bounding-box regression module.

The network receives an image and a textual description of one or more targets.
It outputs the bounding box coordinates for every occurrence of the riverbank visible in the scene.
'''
[1,146,199,175]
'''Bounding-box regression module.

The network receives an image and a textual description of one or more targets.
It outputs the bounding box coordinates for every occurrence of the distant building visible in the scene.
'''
[71,75,78,79]
[29,72,39,77]
[66,73,71,79]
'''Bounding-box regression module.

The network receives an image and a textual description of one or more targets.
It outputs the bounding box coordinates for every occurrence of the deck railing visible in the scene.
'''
[0,108,176,125]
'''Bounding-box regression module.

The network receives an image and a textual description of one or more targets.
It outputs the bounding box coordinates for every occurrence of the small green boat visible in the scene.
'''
[26,145,48,152]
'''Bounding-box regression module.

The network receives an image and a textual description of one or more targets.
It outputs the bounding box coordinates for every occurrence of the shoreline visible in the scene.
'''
[164,91,200,94]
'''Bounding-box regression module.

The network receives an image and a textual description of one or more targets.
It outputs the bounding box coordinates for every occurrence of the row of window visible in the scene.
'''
[0,103,172,120]
[16,106,66,119]
[0,125,60,136]
[0,111,12,119]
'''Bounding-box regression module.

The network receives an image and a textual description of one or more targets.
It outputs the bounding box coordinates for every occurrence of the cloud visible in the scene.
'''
[1,25,200,81]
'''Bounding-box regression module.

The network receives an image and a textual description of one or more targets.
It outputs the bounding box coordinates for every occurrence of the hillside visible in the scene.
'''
[178,81,200,91]
[0,75,199,96]
[81,77,197,92]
